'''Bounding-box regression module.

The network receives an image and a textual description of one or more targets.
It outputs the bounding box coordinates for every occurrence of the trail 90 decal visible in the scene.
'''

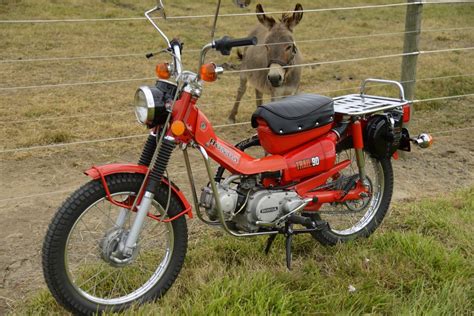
[295,156,320,170]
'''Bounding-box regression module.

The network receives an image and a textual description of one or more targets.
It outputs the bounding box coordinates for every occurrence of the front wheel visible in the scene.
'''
[42,173,188,315]
[309,149,393,245]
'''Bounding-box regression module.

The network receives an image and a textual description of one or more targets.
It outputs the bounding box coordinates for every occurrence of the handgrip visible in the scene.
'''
[213,36,258,56]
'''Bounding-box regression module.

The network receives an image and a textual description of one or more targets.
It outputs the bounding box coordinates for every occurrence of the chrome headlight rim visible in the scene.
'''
[134,86,155,125]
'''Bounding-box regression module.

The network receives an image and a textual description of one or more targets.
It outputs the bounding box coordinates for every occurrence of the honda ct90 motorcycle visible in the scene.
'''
[42,0,433,314]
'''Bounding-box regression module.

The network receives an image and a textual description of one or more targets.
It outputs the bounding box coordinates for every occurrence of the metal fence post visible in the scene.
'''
[401,0,423,103]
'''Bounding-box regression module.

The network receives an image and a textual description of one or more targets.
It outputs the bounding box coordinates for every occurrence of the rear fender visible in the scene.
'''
[84,163,192,218]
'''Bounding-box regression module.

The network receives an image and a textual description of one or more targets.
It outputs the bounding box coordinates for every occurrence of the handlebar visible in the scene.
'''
[213,36,258,56]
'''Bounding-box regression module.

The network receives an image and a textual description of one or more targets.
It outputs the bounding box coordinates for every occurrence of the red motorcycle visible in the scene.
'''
[42,1,432,314]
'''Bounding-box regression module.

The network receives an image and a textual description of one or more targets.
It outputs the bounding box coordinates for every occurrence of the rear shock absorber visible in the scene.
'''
[351,118,367,184]
[146,135,176,194]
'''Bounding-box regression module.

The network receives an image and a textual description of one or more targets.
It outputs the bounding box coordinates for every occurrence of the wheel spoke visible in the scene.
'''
[56,180,182,310]
[319,148,385,235]
[75,262,108,289]
[94,202,119,227]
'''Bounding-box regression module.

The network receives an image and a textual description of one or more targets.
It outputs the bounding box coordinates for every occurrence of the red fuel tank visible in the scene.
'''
[282,136,336,182]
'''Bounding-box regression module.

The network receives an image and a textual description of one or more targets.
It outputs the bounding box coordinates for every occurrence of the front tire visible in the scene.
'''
[309,150,393,246]
[42,173,188,315]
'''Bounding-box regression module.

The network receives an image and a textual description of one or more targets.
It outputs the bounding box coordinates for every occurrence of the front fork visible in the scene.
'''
[117,134,176,257]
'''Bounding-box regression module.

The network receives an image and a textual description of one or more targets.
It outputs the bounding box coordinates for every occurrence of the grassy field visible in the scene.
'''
[1,0,473,314]
[16,188,474,315]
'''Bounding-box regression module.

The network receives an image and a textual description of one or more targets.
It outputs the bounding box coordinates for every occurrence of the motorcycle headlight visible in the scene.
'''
[134,86,154,125]
[134,80,178,127]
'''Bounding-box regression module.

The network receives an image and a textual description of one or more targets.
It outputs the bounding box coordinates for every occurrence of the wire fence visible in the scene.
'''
[1,72,472,124]
[1,1,473,203]
[1,1,470,24]
[1,124,472,205]
[0,2,435,24]
[1,46,472,92]
[0,167,206,203]
[0,92,472,154]
[1,26,472,64]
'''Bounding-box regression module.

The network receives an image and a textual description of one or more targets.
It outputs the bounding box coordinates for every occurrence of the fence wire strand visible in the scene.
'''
[1,72,472,124]
[2,26,472,64]
[0,92,472,154]
[0,2,428,24]
[0,167,205,203]
[1,125,472,204]
[1,46,473,92]
[0,1,468,24]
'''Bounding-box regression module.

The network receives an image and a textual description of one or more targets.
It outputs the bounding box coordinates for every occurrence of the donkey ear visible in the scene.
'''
[283,3,303,31]
[256,4,276,29]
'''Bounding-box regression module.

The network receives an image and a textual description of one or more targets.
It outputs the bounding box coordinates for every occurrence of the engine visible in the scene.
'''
[200,176,304,233]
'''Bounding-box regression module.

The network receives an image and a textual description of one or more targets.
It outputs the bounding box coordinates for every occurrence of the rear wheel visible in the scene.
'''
[42,173,188,315]
[309,149,393,245]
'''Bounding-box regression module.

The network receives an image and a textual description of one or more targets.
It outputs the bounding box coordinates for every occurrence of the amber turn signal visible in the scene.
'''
[156,63,171,79]
[200,63,218,82]
[171,120,186,136]
[413,133,433,149]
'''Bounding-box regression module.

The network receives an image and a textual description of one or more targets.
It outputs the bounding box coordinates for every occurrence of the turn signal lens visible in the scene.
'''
[414,133,433,149]
[171,120,186,136]
[156,63,171,79]
[425,134,434,147]
[200,63,218,82]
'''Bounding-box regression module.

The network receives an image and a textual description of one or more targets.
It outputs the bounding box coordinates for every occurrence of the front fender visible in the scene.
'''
[84,163,192,218]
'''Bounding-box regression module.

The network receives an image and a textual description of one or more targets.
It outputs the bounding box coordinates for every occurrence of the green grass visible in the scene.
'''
[15,188,473,315]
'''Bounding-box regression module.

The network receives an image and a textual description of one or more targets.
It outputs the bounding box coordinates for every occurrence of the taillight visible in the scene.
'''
[402,104,411,123]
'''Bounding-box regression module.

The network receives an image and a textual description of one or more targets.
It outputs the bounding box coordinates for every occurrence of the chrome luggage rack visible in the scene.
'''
[333,79,409,116]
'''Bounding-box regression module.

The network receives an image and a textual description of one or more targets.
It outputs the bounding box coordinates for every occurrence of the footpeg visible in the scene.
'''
[288,214,315,229]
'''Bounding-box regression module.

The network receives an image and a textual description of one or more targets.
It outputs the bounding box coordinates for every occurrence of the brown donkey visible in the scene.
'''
[228,3,304,123]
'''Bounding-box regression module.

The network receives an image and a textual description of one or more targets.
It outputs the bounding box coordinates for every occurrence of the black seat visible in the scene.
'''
[251,94,334,135]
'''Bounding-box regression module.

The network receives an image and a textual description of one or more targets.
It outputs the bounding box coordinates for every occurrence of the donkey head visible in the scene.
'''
[256,3,303,88]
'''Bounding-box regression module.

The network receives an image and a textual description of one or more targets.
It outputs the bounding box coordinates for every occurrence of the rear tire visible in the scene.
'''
[42,173,188,315]
[309,151,393,246]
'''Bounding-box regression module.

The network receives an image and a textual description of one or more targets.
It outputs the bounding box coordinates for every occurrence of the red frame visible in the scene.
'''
[86,90,370,219]
[168,91,369,210]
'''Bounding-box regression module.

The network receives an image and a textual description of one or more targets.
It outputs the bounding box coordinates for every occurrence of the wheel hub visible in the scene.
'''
[99,227,139,267]
[344,177,373,212]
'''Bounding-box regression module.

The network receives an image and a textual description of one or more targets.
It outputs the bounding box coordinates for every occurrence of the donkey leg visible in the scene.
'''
[255,89,263,107]
[228,76,248,123]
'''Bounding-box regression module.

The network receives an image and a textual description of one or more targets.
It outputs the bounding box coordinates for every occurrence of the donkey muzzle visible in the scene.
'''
[267,63,285,87]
